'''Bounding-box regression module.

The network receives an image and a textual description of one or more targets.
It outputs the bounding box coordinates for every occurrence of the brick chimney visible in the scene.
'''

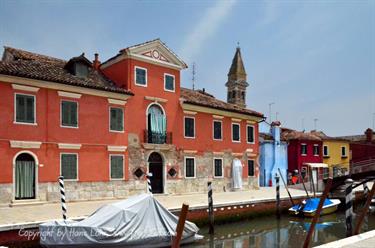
[92,53,100,70]
[365,128,373,142]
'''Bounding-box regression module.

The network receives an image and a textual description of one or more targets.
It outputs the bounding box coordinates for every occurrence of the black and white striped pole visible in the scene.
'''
[58,176,67,220]
[345,178,354,237]
[146,173,153,194]
[275,173,281,219]
[363,182,369,197]
[208,181,214,234]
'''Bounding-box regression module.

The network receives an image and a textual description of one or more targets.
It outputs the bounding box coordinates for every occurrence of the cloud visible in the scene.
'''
[179,0,237,63]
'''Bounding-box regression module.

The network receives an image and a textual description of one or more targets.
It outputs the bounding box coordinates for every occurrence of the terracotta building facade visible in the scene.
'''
[0,39,263,204]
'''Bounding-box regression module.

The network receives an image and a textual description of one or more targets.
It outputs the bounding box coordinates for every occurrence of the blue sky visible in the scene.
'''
[0,0,374,136]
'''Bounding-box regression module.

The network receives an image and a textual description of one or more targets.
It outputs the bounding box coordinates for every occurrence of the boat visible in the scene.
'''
[39,194,202,247]
[288,198,341,217]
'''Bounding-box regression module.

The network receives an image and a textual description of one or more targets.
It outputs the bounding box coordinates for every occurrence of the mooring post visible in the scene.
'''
[303,177,333,248]
[275,173,281,219]
[278,168,295,206]
[345,178,354,237]
[354,182,375,235]
[58,176,67,220]
[208,181,214,234]
[146,172,152,194]
[171,203,189,248]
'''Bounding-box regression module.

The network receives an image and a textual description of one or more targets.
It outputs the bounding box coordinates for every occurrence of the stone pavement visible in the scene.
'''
[0,187,308,230]
[315,230,375,248]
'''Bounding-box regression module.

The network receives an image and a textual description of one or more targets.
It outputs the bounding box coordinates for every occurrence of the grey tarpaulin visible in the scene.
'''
[39,194,202,247]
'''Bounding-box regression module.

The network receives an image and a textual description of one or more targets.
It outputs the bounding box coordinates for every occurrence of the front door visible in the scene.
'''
[148,152,163,194]
[15,153,36,200]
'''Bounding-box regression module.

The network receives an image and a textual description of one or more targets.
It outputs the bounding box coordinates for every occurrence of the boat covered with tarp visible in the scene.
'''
[39,194,202,247]
[289,198,341,217]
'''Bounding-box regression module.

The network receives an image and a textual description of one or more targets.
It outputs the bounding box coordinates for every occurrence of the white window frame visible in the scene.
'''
[184,156,196,179]
[231,123,241,143]
[60,99,79,128]
[301,143,307,156]
[213,157,224,178]
[323,145,329,157]
[134,66,148,87]
[341,146,347,157]
[246,124,255,144]
[313,144,319,156]
[184,116,195,139]
[247,159,255,177]
[109,106,124,133]
[60,153,79,181]
[109,154,125,180]
[212,120,223,141]
[164,73,175,92]
[14,93,37,125]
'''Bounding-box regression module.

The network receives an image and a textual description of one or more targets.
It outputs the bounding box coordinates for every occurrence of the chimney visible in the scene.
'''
[271,121,281,144]
[365,128,373,142]
[93,53,100,70]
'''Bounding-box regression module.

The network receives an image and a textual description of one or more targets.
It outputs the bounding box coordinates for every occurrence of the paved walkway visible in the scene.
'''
[0,187,308,230]
[315,230,375,248]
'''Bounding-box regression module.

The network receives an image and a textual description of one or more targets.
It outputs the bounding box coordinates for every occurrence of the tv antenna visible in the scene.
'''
[192,62,196,90]
[314,118,318,131]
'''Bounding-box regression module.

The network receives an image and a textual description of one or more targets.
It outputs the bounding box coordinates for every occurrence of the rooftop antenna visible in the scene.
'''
[314,118,318,131]
[268,102,275,123]
[302,118,305,132]
[192,62,196,90]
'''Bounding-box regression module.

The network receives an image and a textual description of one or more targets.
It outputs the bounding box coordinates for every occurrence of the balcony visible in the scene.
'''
[144,130,172,144]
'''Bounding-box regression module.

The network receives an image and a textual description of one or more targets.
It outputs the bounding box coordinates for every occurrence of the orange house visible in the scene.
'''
[0,39,263,204]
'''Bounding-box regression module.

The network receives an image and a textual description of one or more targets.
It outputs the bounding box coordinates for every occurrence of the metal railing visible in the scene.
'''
[144,130,172,144]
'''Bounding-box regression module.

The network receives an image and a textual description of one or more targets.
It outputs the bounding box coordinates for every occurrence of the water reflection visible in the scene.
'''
[188,212,375,248]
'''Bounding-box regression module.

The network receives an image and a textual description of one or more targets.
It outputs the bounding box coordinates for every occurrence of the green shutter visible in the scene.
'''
[186,158,195,177]
[110,108,124,131]
[62,101,78,127]
[16,94,35,123]
[111,156,124,179]
[61,154,77,179]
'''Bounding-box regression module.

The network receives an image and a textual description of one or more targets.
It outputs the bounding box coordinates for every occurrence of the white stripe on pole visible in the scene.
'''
[146,173,153,194]
[58,176,67,220]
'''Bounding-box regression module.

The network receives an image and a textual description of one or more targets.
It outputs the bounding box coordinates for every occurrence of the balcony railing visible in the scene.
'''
[144,130,172,144]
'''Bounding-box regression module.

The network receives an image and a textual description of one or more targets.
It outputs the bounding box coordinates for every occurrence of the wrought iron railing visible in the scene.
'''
[144,130,172,144]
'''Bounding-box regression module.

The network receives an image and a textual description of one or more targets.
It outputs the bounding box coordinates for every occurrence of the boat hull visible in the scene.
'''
[288,198,340,217]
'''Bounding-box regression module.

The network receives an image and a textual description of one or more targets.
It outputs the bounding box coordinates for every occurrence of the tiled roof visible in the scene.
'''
[0,47,132,95]
[180,87,263,118]
[311,131,349,142]
[281,129,322,141]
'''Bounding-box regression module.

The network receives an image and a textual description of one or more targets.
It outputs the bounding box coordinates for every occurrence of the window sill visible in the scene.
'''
[323,155,330,158]
[232,140,241,143]
[13,121,38,126]
[247,142,255,144]
[63,179,78,182]
[301,154,307,156]
[61,125,79,129]
[184,176,196,179]
[110,130,125,133]
[184,136,196,139]
[110,178,125,181]
[213,176,224,179]
[164,88,175,93]
[213,138,223,141]
[135,83,147,87]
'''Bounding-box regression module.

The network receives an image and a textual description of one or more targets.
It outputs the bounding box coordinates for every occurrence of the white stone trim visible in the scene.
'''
[107,145,127,152]
[58,143,82,150]
[183,150,197,154]
[246,120,255,124]
[144,96,168,103]
[12,84,39,92]
[108,98,126,106]
[213,115,224,119]
[232,152,243,157]
[183,110,197,115]
[231,118,242,122]
[246,148,254,153]
[10,140,42,149]
[213,151,224,155]
[58,91,82,99]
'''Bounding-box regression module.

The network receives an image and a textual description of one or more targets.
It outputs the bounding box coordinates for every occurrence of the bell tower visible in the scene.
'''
[225,46,249,108]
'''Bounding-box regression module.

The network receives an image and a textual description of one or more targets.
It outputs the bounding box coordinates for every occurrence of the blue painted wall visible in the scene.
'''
[259,122,288,186]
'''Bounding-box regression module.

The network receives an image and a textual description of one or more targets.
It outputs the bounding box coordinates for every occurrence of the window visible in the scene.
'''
[248,160,255,177]
[184,117,195,138]
[164,74,175,92]
[185,157,195,178]
[61,153,78,180]
[313,144,319,156]
[61,101,78,127]
[213,120,222,140]
[110,107,124,132]
[15,94,35,124]
[232,123,240,142]
[110,155,124,179]
[323,145,329,157]
[135,67,147,86]
[301,144,307,155]
[341,146,347,157]
[247,125,254,143]
[213,158,223,178]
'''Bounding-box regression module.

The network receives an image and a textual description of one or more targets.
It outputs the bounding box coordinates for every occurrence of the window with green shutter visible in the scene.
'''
[248,160,255,177]
[185,157,195,178]
[110,107,124,132]
[135,67,147,86]
[214,158,223,177]
[110,155,124,179]
[61,154,78,180]
[61,101,78,127]
[247,125,254,143]
[164,74,175,91]
[232,123,240,142]
[213,120,222,140]
[15,94,35,123]
[184,117,195,138]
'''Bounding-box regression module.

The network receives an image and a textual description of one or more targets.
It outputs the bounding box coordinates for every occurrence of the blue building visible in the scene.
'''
[259,121,288,187]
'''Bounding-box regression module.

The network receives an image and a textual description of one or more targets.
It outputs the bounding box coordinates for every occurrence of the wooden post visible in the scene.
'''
[278,168,295,206]
[303,177,333,248]
[58,176,67,220]
[354,182,375,235]
[172,203,189,248]
[275,173,281,219]
[299,172,310,199]
[345,178,354,237]
[208,181,214,234]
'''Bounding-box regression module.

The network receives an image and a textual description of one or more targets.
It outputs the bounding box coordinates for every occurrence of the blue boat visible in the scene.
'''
[289,198,341,217]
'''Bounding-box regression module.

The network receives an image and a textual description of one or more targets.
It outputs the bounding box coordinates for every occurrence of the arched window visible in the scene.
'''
[147,104,166,144]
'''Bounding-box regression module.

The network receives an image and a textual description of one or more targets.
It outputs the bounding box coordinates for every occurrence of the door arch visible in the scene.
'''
[14,152,37,200]
[146,104,166,144]
[148,152,164,194]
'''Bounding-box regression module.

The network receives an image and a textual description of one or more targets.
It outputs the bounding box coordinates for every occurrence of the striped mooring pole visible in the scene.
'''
[275,173,280,219]
[58,176,67,220]
[363,182,369,197]
[208,181,214,234]
[345,178,354,237]
[146,173,153,194]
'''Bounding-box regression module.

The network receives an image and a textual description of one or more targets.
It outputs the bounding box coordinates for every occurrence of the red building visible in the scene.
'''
[0,39,263,204]
[340,128,375,164]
